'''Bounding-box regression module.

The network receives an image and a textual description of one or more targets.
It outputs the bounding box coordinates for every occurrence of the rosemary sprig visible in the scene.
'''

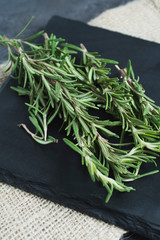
[0,31,159,202]
[72,44,160,152]
[115,62,160,151]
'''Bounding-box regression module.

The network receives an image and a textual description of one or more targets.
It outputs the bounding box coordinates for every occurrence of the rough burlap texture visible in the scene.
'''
[0,0,160,239]
[89,0,160,43]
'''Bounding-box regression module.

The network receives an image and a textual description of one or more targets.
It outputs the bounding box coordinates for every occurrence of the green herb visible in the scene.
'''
[0,26,160,203]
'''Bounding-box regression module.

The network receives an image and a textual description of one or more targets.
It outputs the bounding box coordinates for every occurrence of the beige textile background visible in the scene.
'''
[89,0,160,43]
[0,0,160,239]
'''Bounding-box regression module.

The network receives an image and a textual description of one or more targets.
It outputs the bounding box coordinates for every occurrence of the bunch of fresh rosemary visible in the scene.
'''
[1,24,160,202]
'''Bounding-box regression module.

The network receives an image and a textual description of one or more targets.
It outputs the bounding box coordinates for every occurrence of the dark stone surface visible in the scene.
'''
[120,232,151,240]
[0,0,133,63]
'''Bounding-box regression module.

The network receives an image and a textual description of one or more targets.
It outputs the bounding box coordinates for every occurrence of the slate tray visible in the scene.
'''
[0,16,160,240]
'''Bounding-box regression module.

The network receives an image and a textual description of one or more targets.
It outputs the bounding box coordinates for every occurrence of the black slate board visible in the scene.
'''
[1,16,160,240]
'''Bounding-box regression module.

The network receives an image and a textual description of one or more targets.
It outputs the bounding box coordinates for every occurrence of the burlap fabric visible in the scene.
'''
[0,0,160,239]
[0,182,125,240]
[89,0,160,43]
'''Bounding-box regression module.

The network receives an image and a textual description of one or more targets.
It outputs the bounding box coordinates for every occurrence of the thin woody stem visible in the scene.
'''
[18,124,43,140]
[80,43,88,52]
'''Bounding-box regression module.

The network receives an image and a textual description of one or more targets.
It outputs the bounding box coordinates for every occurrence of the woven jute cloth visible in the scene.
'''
[89,0,160,43]
[0,183,125,240]
[1,0,160,239]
